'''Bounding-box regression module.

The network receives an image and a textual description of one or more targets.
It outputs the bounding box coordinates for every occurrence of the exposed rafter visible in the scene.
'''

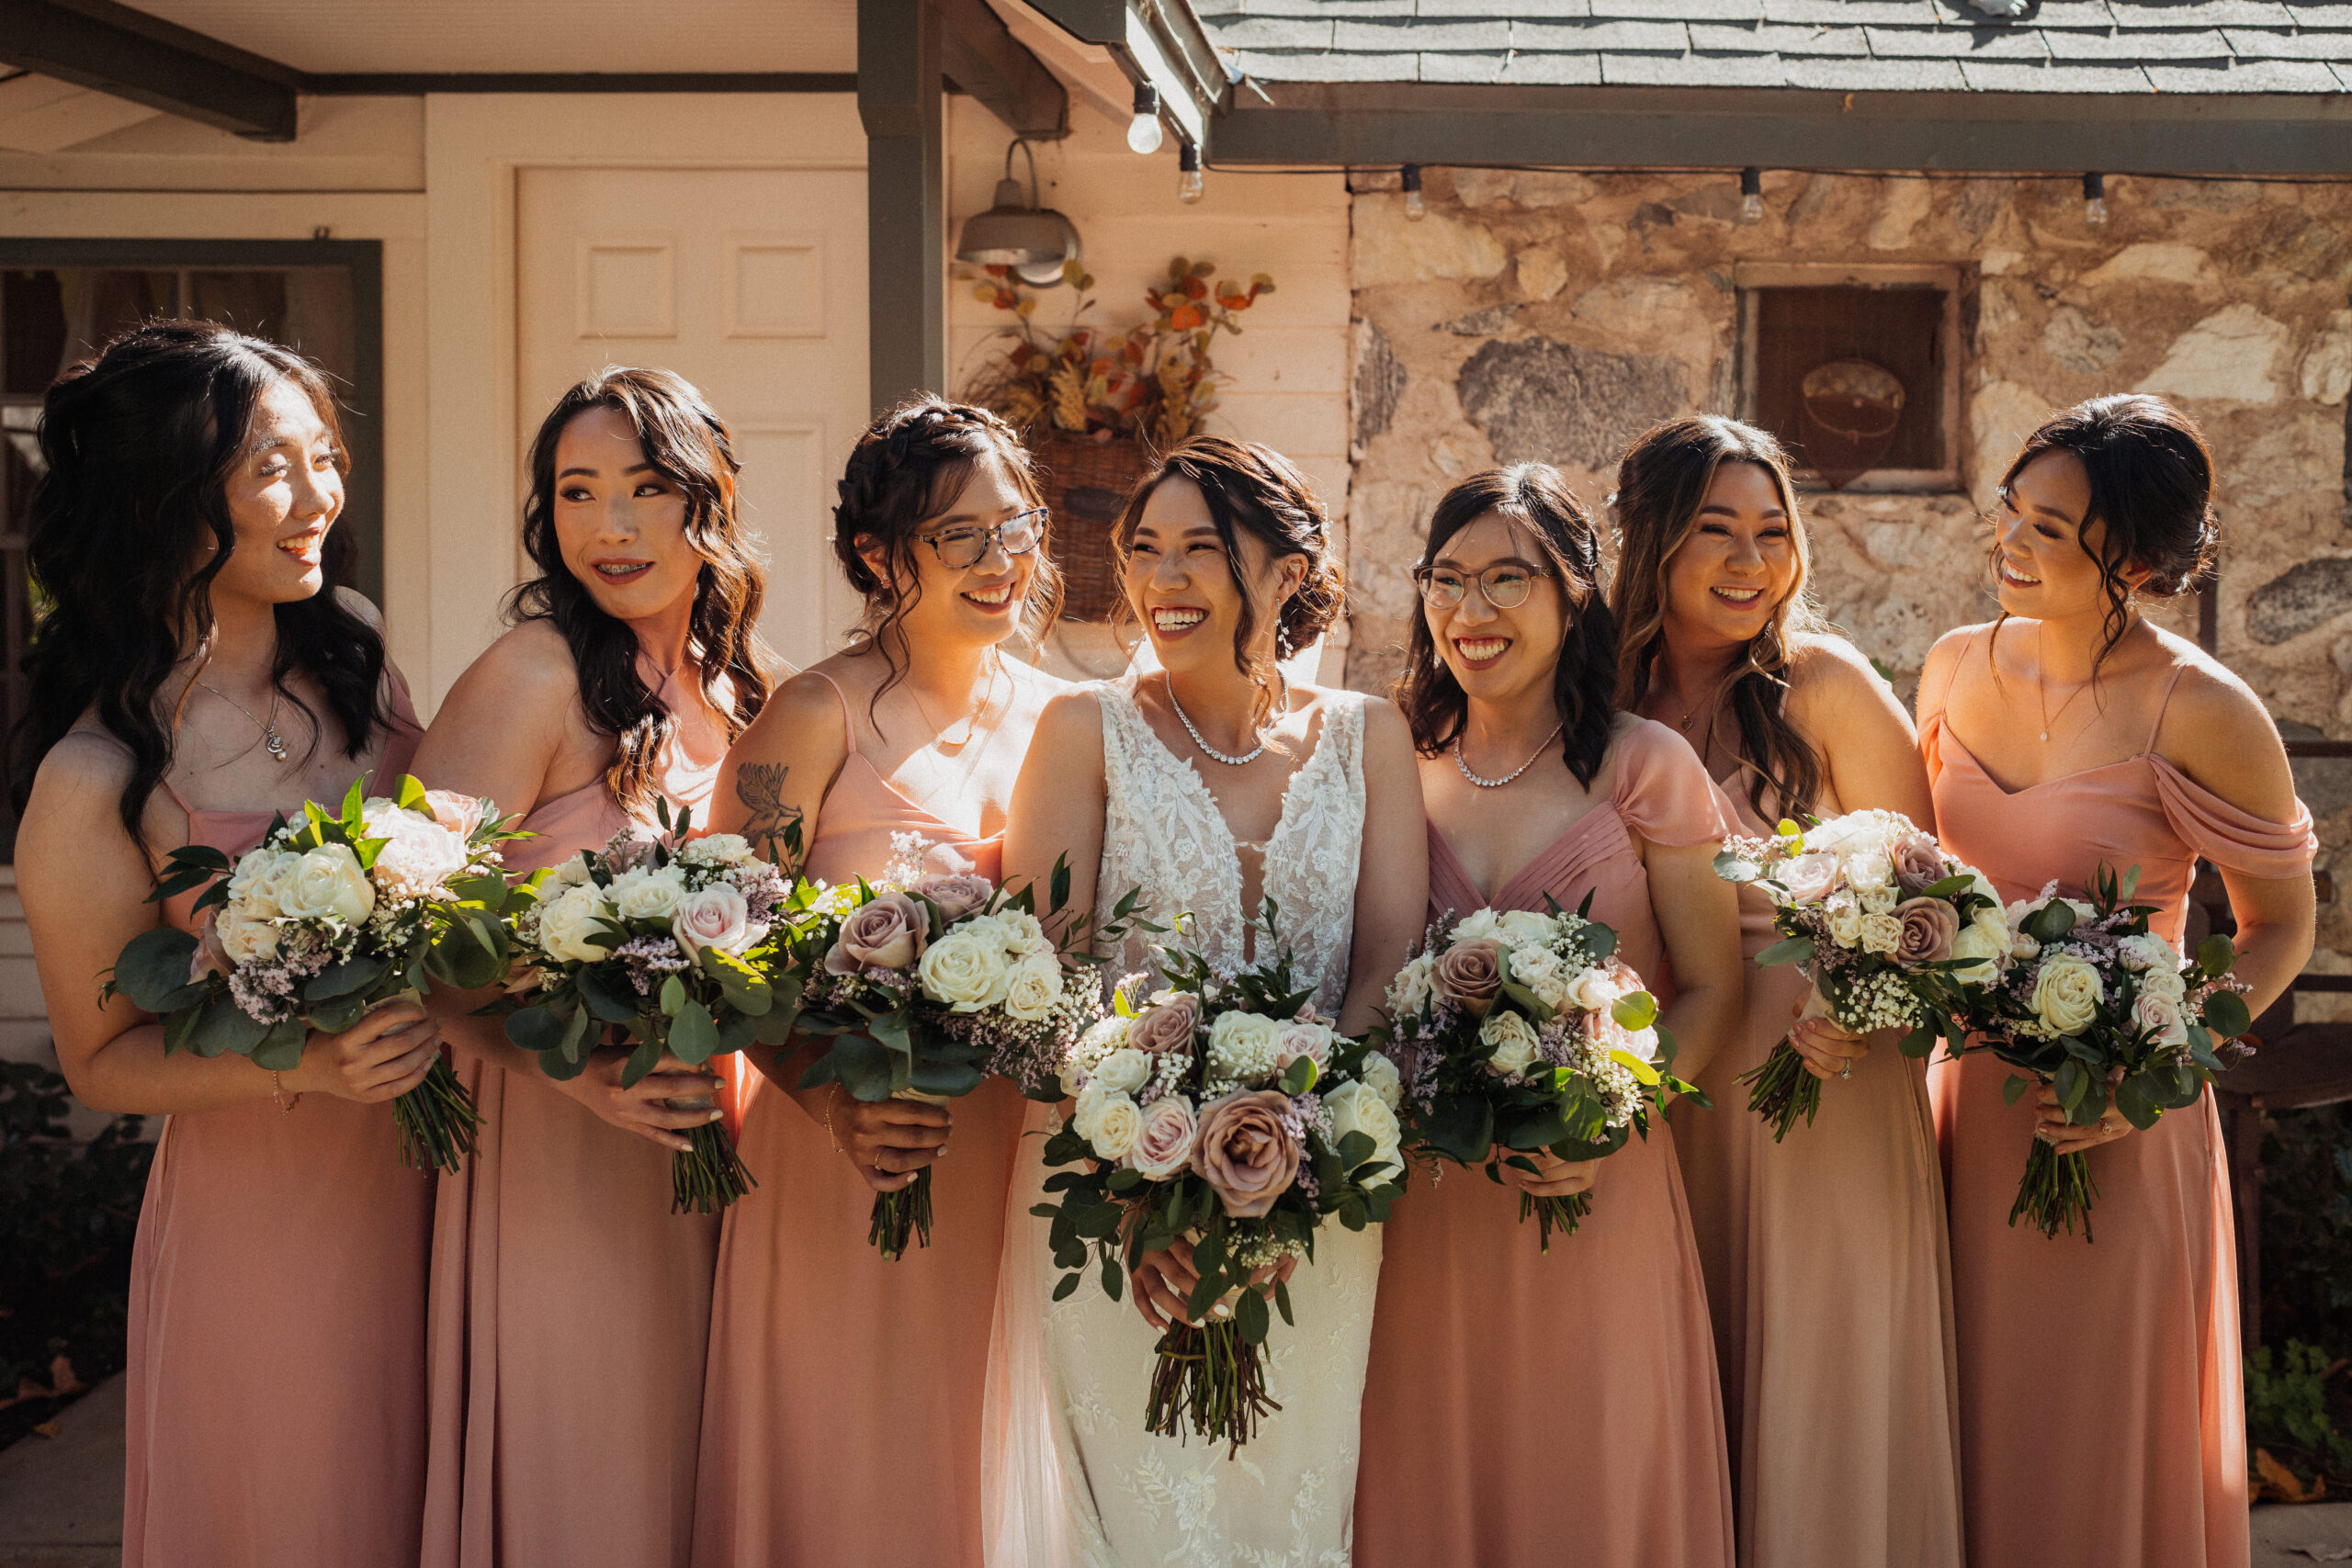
[939,0,1067,140]
[1026,0,1227,150]
[0,0,298,140]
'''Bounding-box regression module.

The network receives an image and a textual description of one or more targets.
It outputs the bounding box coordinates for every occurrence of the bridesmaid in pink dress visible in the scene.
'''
[1918,396,2315,1568]
[693,399,1064,1568]
[17,322,445,1567]
[1355,464,1742,1568]
[414,370,775,1568]
[1612,416,1963,1568]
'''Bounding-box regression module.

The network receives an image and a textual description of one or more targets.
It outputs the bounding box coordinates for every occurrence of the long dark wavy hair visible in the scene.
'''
[1988,393,2217,675]
[510,367,773,817]
[1114,434,1345,736]
[1396,464,1619,787]
[1611,414,1826,820]
[832,397,1059,728]
[11,320,390,841]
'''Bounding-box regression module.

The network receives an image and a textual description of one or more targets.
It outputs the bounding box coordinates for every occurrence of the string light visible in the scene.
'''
[1126,83,1164,155]
[1178,141,1204,204]
[1739,167,1764,225]
[2083,171,2108,227]
[1401,164,1425,221]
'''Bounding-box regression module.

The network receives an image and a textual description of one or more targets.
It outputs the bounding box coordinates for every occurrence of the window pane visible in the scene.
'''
[1754,286,1946,477]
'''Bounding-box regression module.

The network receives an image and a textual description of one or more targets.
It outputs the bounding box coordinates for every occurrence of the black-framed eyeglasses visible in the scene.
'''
[918,508,1046,570]
[1413,561,1554,610]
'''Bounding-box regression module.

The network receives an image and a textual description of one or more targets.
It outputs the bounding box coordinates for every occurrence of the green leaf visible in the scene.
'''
[2022,900,2075,944]
[1235,1285,1271,1345]
[2113,1077,2162,1131]
[660,974,687,1018]
[2002,1074,2030,1108]
[2054,1057,2089,1114]
[1756,936,1815,968]
[616,1032,664,1087]
[304,993,367,1035]
[1610,989,1658,1032]
[304,954,389,1002]
[2197,934,2236,980]
[1050,1273,1080,1303]
[825,1034,896,1101]
[558,1001,596,1064]
[1425,1089,1493,1166]
[579,965,641,1024]
[1898,1023,1936,1059]
[1100,1252,1123,1303]
[2202,990,2252,1041]
[1273,1277,1295,1326]
[1609,1048,1662,1086]
[253,1018,307,1072]
[697,945,773,1015]
[504,1005,569,1055]
[909,1055,984,1097]
[1280,1055,1320,1096]
[187,996,270,1058]
[669,998,720,1065]
[1335,1129,1375,1168]
[112,927,206,1012]
[1713,849,1759,884]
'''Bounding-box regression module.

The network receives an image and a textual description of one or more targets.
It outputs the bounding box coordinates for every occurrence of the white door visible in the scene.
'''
[516,165,868,671]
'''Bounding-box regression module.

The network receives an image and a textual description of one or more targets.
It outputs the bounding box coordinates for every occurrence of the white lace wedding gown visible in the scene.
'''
[984,679,1380,1568]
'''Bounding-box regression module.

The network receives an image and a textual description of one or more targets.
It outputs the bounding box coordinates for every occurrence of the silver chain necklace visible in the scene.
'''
[198,680,288,762]
[1166,671,1286,766]
[1454,720,1564,789]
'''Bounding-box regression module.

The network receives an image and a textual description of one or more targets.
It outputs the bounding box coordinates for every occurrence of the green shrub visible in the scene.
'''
[2260,1105,2352,1355]
[2247,1339,2352,1489]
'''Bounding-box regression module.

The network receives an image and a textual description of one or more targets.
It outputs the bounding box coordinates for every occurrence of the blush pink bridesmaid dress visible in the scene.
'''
[1669,778,1963,1568]
[1354,719,1736,1568]
[1920,635,2314,1568]
[124,682,431,1568]
[693,671,1024,1568]
[422,666,731,1568]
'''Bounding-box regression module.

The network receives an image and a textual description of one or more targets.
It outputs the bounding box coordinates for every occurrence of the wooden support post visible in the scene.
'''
[859,0,947,415]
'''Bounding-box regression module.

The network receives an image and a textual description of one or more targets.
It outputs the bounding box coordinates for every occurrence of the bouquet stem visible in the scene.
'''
[1520,1189,1593,1252]
[1738,1041,1821,1144]
[673,1120,756,1214]
[393,1056,483,1174]
[868,1168,934,1259]
[1145,1316,1281,1455]
[2009,1135,2099,1240]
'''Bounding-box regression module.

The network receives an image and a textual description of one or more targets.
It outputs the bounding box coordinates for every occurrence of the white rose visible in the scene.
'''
[1480,1010,1544,1077]
[1825,893,1866,947]
[1387,953,1435,1017]
[1091,1046,1152,1096]
[1322,1078,1403,1179]
[1360,1050,1403,1112]
[1949,919,2007,986]
[1274,1020,1335,1071]
[1845,850,1896,897]
[673,883,764,956]
[1062,1015,1131,1097]
[1206,1010,1285,1083]
[2031,953,2104,1037]
[1562,965,1619,1014]
[681,832,753,867]
[281,843,375,926]
[544,855,594,890]
[608,865,687,922]
[989,908,1051,956]
[537,882,614,964]
[225,846,297,922]
[2119,934,2177,974]
[2132,990,2191,1047]
[360,803,470,898]
[1074,1085,1141,1161]
[1860,881,1899,916]
[217,906,280,964]
[1001,953,1065,1022]
[1494,909,1556,947]
[2137,964,2187,1004]
[1505,945,1571,1013]
[917,928,1012,1011]
[1858,912,1905,957]
[1452,909,1503,945]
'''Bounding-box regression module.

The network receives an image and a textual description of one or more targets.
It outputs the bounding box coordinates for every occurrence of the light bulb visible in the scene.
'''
[2083,172,2108,227]
[1127,83,1164,155]
[1738,167,1764,225]
[1178,143,1204,204]
[1401,164,1425,221]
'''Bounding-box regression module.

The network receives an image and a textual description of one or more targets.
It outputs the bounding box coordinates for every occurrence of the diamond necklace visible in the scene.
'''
[1455,720,1564,789]
[198,680,288,762]
[1166,671,1287,766]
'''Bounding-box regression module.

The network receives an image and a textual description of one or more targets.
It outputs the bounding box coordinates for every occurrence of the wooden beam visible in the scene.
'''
[860,0,948,413]
[303,73,860,95]
[0,0,297,140]
[938,0,1066,140]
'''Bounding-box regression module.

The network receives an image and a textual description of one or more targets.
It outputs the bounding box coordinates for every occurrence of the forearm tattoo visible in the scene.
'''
[736,762,805,873]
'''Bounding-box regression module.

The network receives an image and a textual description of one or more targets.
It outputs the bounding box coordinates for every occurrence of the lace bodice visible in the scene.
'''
[1094,680,1367,1016]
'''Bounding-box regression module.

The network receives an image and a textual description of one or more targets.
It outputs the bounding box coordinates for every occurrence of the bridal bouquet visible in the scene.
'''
[1379,898,1697,1249]
[501,802,787,1213]
[1713,810,2009,1140]
[1962,863,2254,1239]
[107,776,526,1172]
[782,852,1124,1258]
[1035,914,1405,1453]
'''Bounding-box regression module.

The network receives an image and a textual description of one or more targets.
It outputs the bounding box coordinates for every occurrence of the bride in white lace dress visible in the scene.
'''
[984,438,1427,1568]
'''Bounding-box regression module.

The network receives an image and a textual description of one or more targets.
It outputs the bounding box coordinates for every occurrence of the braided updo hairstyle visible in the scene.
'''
[1991,393,2219,671]
[1114,434,1344,734]
[832,397,1060,721]
[1396,464,1619,787]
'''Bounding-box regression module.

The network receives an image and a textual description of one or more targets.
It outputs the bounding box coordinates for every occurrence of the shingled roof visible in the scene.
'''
[1193,0,2352,94]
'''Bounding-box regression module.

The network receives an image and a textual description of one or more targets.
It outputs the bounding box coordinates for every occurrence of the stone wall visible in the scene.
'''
[1343,165,2352,969]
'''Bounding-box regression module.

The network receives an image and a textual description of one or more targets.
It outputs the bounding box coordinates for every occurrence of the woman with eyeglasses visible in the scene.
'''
[1353,464,1739,1568]
[1610,417,1962,1568]
[693,398,1066,1568]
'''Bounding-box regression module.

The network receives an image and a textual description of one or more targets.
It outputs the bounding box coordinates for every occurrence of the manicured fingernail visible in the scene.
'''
[707,1110,723,1122]
[1211,1302,1231,1320]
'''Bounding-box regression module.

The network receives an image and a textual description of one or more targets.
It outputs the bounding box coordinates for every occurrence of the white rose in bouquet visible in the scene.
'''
[2132,990,2191,1047]
[537,881,613,964]
[673,883,764,956]
[1825,893,1866,948]
[1452,909,1504,945]
[1063,1015,1130,1096]
[1949,911,2010,985]
[1091,1046,1152,1096]
[1074,1083,1141,1160]
[2031,953,2105,1037]
[680,832,753,867]
[990,908,1053,958]
[1001,952,1066,1021]
[2137,963,2188,1004]
[2119,934,2177,974]
[1505,944,1571,1013]
[917,927,1012,1011]
[1858,911,1906,957]
[1322,1078,1404,1179]
[1206,1010,1284,1085]
[1495,909,1557,947]
[361,803,470,899]
[1480,1010,1544,1077]
[1274,1020,1335,1072]
[1387,952,1436,1016]
[1361,1050,1403,1111]
[609,864,688,922]
[1563,965,1620,1013]
[283,843,376,926]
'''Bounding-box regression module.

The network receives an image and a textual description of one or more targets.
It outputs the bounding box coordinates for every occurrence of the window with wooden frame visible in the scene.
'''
[1736,262,1963,493]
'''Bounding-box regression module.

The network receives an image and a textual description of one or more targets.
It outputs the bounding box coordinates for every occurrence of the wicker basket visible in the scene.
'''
[1026,430,1154,623]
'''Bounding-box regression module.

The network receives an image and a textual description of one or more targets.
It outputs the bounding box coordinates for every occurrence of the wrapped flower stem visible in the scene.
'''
[1145,1312,1280,1456]
[2010,1134,2099,1240]
[674,1118,755,1215]
[1739,987,1833,1144]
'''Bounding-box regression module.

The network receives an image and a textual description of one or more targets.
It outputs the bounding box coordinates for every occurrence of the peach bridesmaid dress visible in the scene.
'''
[1355,719,1736,1568]
[1920,637,2314,1568]
[693,671,1024,1568]
[423,667,730,1568]
[1670,778,1963,1568]
[125,685,430,1568]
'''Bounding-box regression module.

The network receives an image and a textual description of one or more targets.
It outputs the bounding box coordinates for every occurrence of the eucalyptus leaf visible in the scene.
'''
[253,1018,307,1072]
[112,926,206,1013]
[187,996,271,1058]
[1756,936,1815,968]
[669,998,720,1066]
[1235,1286,1271,1345]
[303,953,389,1002]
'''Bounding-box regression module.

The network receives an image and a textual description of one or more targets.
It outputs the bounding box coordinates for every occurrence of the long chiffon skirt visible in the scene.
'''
[423,1058,719,1568]
[1930,1051,2248,1568]
[1671,957,1964,1568]
[124,1097,431,1568]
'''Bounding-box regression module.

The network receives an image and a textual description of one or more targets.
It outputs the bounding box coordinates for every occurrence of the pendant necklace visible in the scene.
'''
[911,652,1002,750]
[199,680,288,762]
[1455,720,1565,789]
[2035,625,2091,744]
[1167,670,1287,766]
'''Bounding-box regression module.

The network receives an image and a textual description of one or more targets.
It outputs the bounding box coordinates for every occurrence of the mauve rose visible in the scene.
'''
[1433,939,1504,1015]
[1127,994,1201,1057]
[1892,897,1960,964]
[1192,1089,1303,1219]
[1774,852,1843,905]
[1891,831,1945,892]
[825,890,928,974]
[188,907,232,985]
[423,789,485,840]
[908,873,993,923]
[673,883,764,957]
[1130,1093,1199,1180]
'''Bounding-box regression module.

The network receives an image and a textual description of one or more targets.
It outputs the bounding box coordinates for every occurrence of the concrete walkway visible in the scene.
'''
[2263,1501,2352,1564]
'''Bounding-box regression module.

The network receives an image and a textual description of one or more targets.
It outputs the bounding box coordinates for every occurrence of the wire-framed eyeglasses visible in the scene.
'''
[919,507,1046,570]
[1413,561,1555,611]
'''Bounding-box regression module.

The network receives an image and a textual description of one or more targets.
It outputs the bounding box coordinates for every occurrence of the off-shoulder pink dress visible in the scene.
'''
[1670,779,1963,1568]
[1355,719,1736,1568]
[1920,638,2314,1568]
[693,671,1023,1568]
[423,668,730,1568]
[124,683,429,1568]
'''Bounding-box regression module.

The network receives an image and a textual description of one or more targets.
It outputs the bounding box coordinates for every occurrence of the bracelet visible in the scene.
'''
[823,1083,845,1155]
[271,1070,301,1113]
